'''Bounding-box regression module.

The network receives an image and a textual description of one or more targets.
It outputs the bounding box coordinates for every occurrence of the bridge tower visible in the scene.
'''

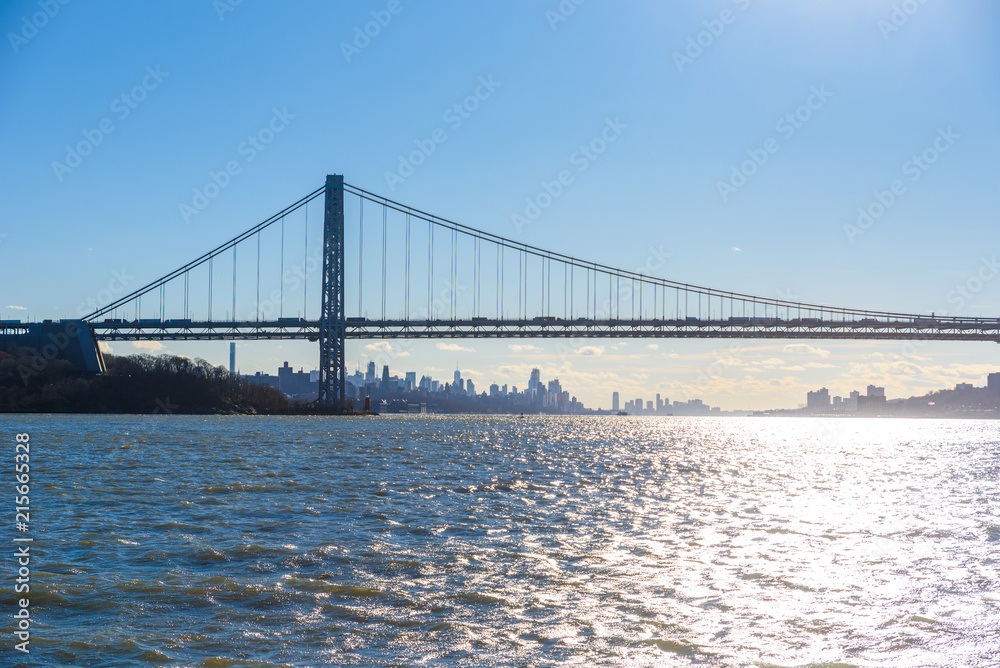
[318,174,346,407]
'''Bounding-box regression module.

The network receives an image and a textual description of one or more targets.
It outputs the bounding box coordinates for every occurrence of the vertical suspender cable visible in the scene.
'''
[256,231,261,321]
[455,228,459,319]
[303,204,308,319]
[209,257,213,321]
[405,210,410,320]
[428,222,433,320]
[382,203,387,321]
[615,274,619,320]
[541,256,545,316]
[359,198,364,316]
[497,244,502,318]
[517,251,524,320]
[279,215,284,319]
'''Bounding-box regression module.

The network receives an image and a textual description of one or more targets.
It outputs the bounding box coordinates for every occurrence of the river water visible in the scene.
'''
[2,415,998,667]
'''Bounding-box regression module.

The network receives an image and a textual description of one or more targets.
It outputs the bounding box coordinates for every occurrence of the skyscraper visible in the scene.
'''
[381,365,390,388]
[366,361,376,382]
[528,368,541,395]
[612,392,620,411]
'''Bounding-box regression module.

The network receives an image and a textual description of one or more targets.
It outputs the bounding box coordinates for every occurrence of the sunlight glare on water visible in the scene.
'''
[2,414,998,667]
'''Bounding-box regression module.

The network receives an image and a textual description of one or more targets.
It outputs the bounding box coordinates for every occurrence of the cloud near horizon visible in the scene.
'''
[437,343,475,352]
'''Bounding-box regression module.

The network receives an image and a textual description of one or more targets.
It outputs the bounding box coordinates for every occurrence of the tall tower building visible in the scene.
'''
[612,392,620,411]
[229,342,236,375]
[528,368,541,394]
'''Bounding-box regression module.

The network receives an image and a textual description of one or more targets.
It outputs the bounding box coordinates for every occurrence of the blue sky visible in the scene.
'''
[2,0,999,410]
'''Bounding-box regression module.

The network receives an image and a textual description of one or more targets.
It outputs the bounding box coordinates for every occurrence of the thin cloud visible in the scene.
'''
[364,341,410,357]
[437,343,474,352]
[132,341,164,352]
[783,343,831,358]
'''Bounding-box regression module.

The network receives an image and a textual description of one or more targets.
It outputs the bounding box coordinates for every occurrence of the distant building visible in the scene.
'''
[277,361,315,396]
[988,372,1000,393]
[806,387,831,411]
[866,385,885,397]
[528,368,541,395]
[847,390,860,411]
[857,394,887,414]
[955,382,974,391]
[612,392,620,411]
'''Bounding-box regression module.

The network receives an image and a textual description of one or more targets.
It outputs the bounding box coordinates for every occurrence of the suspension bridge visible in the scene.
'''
[3,174,998,407]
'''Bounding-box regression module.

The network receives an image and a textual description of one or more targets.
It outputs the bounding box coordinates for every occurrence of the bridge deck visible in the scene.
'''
[54,318,1000,343]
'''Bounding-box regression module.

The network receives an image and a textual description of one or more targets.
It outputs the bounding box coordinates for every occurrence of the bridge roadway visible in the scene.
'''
[70,316,1000,343]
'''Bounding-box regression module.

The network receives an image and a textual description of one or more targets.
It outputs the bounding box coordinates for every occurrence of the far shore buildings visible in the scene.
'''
[244,363,589,413]
[803,372,1000,415]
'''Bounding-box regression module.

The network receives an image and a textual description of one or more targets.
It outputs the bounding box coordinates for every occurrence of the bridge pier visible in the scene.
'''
[318,174,346,407]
